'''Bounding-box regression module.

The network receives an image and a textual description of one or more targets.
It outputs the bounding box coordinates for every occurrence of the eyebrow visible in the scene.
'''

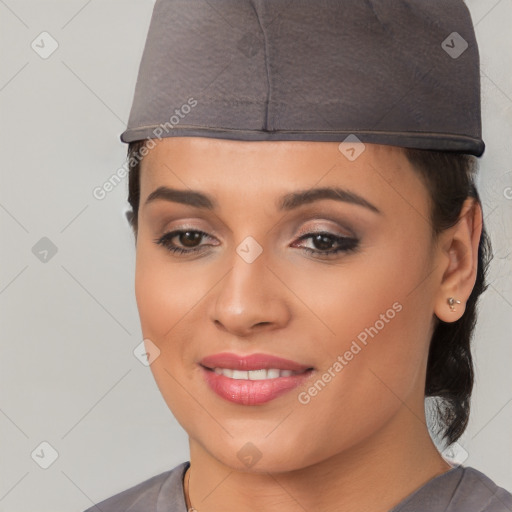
[143,186,381,214]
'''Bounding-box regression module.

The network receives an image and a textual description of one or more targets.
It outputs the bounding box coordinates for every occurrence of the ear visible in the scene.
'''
[125,209,134,226]
[124,209,138,244]
[433,198,482,323]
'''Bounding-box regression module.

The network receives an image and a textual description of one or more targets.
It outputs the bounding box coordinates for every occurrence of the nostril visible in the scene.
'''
[255,322,271,328]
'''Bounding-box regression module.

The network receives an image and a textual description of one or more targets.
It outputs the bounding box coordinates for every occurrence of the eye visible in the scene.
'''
[154,229,216,255]
[292,231,359,258]
[154,229,359,259]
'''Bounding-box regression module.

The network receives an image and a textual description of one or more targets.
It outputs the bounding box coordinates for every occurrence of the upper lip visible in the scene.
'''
[200,352,313,372]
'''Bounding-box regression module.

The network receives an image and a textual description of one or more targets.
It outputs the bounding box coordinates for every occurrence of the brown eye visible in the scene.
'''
[293,232,359,258]
[179,231,203,247]
[311,233,336,251]
[154,229,215,255]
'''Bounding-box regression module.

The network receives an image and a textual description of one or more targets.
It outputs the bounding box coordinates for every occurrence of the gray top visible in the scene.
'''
[84,461,512,512]
[120,0,485,156]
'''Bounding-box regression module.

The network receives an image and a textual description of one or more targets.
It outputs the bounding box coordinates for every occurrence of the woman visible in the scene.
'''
[85,0,512,510]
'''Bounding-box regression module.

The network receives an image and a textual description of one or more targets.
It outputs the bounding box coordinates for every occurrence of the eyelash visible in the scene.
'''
[154,229,359,258]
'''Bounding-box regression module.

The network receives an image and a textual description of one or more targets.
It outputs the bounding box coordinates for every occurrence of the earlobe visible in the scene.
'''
[125,209,134,225]
[433,198,482,323]
[447,297,461,312]
[435,296,466,323]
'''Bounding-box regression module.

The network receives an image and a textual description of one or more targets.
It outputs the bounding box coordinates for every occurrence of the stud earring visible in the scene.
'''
[448,297,461,312]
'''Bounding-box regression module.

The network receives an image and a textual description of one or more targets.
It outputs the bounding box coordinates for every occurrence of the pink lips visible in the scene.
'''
[200,352,312,372]
[199,352,314,405]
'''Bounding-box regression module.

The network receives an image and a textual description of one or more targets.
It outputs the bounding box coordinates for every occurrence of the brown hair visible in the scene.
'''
[125,140,492,446]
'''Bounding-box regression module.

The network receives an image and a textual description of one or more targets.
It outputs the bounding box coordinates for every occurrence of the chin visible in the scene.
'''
[192,429,329,474]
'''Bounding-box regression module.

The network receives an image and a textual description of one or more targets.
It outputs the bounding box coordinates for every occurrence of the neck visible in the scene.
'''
[184,409,452,512]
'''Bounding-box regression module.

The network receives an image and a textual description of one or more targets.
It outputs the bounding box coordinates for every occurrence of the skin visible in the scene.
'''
[134,137,481,512]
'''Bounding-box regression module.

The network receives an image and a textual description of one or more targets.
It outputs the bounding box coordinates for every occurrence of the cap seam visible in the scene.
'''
[121,126,482,141]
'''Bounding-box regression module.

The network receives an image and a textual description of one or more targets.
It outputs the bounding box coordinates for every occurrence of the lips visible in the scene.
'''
[200,352,312,372]
[199,352,314,405]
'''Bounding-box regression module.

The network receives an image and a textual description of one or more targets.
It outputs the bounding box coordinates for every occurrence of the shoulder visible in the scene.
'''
[392,465,512,512]
[82,461,189,512]
[450,466,512,512]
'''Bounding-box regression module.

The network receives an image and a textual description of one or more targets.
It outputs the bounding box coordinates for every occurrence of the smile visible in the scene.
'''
[199,353,314,405]
[211,368,305,379]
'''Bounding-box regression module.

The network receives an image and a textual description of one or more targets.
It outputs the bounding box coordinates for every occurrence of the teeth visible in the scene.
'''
[214,367,233,378]
[247,369,267,380]
[266,369,280,379]
[212,368,299,380]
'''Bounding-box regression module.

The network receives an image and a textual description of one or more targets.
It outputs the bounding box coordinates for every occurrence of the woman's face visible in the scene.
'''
[135,137,444,472]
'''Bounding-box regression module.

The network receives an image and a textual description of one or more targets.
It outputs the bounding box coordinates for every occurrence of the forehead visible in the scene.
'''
[141,137,408,179]
[137,137,427,215]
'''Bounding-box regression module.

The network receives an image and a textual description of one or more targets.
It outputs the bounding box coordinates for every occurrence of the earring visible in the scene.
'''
[447,297,461,312]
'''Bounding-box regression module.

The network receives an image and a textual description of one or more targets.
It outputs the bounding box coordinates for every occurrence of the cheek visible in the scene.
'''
[134,245,206,420]
[288,281,431,461]
[135,239,202,335]
[291,232,433,405]
[284,230,431,351]
[134,243,202,364]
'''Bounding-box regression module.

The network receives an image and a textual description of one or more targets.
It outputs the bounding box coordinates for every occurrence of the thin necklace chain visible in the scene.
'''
[186,467,198,512]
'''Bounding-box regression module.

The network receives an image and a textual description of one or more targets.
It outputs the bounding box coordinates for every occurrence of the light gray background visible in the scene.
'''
[0,1,511,510]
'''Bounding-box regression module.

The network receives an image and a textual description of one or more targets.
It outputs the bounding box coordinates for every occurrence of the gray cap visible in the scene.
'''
[120,0,485,156]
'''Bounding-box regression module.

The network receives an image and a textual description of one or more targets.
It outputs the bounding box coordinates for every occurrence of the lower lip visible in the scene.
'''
[200,366,313,405]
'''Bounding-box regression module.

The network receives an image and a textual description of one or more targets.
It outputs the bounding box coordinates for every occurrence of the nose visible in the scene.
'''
[210,247,292,338]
